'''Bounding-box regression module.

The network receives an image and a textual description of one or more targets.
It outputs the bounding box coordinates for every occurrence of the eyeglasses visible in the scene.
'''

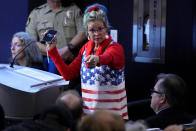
[88,27,106,34]
[150,89,164,94]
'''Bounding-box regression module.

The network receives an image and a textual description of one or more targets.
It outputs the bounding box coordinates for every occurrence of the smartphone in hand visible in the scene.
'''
[40,30,57,44]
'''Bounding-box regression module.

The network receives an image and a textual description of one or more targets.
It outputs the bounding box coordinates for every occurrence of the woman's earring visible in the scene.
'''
[105,34,109,39]
[88,35,90,40]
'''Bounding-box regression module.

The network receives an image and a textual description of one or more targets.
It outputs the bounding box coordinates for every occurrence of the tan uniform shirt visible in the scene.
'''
[26,3,84,49]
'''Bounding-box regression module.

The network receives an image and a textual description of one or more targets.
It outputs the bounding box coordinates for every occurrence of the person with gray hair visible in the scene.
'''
[125,120,148,131]
[10,32,45,70]
[45,3,128,120]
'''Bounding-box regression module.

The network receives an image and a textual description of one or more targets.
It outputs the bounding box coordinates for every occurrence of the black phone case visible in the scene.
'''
[41,30,57,43]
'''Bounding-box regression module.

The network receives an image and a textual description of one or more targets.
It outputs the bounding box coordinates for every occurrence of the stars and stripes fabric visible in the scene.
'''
[48,35,128,120]
[81,50,128,120]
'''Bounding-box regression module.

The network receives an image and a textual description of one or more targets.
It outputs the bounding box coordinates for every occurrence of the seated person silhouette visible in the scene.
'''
[10,32,45,70]
[56,89,83,122]
[4,104,74,131]
[145,73,195,129]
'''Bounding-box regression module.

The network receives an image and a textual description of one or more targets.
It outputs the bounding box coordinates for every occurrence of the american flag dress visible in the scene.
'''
[81,49,128,120]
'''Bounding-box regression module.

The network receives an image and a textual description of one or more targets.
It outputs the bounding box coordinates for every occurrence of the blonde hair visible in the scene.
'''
[83,4,110,30]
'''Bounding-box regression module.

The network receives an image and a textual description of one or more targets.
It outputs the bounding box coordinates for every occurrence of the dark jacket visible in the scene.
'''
[145,107,195,129]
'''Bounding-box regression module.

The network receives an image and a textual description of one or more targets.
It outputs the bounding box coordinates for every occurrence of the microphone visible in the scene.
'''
[10,42,32,68]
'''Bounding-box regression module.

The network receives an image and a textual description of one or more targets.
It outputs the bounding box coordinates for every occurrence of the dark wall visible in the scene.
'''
[28,0,110,14]
[28,0,45,14]
[166,0,195,112]
[0,1,28,63]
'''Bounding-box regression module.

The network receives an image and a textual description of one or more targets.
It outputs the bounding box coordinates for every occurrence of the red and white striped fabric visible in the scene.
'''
[80,50,128,120]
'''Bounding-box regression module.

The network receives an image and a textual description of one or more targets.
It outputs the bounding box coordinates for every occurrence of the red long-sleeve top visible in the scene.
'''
[48,36,125,81]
